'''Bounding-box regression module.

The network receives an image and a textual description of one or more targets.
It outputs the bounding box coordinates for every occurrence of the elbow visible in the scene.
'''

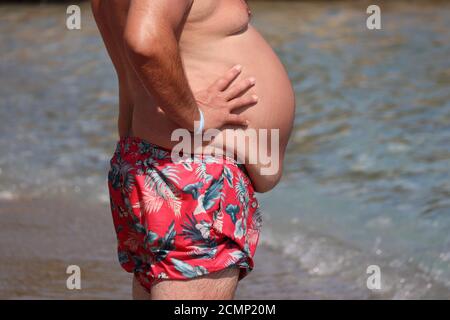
[123,29,163,62]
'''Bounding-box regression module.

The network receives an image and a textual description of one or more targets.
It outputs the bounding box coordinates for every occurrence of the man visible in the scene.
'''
[91,0,295,299]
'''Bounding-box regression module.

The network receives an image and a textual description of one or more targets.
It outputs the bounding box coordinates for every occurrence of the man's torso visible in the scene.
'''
[92,0,295,188]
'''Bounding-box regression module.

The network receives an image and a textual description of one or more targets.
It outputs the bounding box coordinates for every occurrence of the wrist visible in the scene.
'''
[194,108,205,134]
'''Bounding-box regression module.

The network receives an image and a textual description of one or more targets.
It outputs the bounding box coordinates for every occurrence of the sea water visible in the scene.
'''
[0,1,449,299]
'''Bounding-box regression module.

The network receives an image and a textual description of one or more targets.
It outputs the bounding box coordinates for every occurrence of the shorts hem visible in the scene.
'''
[133,260,254,293]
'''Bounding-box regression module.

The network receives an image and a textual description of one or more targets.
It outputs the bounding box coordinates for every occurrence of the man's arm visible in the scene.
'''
[124,0,255,132]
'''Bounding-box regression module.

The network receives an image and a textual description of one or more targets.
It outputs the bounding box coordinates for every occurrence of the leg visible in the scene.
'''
[132,267,240,300]
[132,275,151,300]
[152,267,239,300]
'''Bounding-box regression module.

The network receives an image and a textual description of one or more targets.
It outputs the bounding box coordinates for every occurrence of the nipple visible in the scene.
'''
[241,0,252,18]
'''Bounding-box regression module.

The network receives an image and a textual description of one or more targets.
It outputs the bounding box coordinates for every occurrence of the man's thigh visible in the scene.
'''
[132,267,240,300]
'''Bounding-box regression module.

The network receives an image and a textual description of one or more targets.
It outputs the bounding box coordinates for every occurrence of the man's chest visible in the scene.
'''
[185,0,251,35]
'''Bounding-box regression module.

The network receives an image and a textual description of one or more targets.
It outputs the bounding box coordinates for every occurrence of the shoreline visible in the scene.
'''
[0,195,362,299]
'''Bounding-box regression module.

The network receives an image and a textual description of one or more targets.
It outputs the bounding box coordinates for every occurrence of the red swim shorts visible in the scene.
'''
[107,137,261,292]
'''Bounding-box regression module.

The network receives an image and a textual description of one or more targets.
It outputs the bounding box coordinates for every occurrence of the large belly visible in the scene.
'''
[131,25,295,156]
[182,26,295,134]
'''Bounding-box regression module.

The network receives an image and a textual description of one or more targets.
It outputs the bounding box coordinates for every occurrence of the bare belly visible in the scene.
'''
[132,26,294,151]
[130,25,295,191]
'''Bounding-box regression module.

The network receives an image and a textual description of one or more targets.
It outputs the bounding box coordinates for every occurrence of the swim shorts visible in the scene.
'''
[107,137,261,292]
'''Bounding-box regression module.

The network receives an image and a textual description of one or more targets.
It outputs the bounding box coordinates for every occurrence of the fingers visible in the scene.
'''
[224,77,256,101]
[225,113,249,127]
[210,65,242,92]
[228,94,258,110]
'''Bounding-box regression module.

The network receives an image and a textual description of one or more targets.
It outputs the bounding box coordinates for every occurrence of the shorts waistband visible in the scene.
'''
[114,136,251,182]
[116,136,243,165]
[117,136,172,152]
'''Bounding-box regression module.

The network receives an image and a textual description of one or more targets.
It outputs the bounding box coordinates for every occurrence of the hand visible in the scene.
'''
[194,65,258,130]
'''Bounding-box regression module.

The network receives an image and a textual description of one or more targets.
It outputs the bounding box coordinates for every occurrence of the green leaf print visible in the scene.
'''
[225,204,240,224]
[203,176,224,210]
[170,258,209,278]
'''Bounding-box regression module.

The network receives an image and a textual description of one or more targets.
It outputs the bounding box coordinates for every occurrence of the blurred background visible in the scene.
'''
[0,0,449,299]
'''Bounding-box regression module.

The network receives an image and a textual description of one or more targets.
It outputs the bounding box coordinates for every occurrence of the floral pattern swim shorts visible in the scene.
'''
[107,137,261,292]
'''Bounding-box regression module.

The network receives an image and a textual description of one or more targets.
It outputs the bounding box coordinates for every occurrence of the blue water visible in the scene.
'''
[256,1,450,298]
[0,1,449,298]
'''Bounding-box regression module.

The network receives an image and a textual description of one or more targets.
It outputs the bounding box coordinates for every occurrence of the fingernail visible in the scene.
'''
[234,64,242,71]
[249,77,256,84]
[252,95,258,101]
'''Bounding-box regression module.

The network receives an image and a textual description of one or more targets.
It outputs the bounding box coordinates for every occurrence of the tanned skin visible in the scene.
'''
[91,0,295,193]
[91,0,295,299]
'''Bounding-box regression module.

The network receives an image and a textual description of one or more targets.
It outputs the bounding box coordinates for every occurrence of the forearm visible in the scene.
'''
[122,0,253,133]
[125,34,199,131]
